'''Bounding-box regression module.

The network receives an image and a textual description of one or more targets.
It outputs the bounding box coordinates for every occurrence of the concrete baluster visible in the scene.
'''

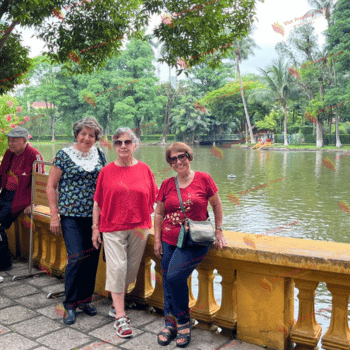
[322,284,350,350]
[39,225,49,273]
[146,253,164,310]
[290,280,322,350]
[32,221,41,264]
[213,266,237,332]
[188,274,196,309]
[47,234,57,276]
[190,261,219,329]
[56,237,67,276]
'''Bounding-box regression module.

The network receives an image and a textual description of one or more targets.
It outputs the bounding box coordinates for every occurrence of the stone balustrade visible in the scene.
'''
[6,209,350,350]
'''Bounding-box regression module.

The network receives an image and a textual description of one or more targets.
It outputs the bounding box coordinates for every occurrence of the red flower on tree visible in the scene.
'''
[68,51,80,64]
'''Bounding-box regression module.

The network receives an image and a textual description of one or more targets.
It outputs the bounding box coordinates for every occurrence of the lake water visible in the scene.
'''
[34,142,350,347]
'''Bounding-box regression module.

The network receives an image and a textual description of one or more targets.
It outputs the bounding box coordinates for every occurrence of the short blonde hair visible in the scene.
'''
[165,142,194,164]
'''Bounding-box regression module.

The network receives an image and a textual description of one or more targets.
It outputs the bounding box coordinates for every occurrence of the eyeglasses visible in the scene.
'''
[169,153,189,164]
[115,140,133,146]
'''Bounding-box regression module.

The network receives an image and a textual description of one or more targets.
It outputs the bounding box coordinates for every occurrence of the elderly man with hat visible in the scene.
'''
[0,127,43,270]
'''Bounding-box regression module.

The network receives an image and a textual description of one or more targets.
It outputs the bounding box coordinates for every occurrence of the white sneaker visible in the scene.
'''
[114,316,133,338]
[108,306,116,318]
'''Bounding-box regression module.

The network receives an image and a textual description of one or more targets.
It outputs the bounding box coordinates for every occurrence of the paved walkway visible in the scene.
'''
[0,262,269,350]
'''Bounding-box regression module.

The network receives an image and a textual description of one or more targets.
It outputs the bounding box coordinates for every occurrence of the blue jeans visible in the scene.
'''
[161,242,210,327]
[61,216,100,309]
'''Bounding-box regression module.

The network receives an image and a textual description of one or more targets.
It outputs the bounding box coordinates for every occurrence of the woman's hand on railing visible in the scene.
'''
[154,239,162,260]
[50,214,61,236]
[214,230,227,249]
[92,228,102,249]
[23,205,32,215]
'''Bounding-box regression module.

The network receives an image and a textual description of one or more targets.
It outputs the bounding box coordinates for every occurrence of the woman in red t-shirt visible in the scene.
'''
[154,142,227,348]
[92,128,158,338]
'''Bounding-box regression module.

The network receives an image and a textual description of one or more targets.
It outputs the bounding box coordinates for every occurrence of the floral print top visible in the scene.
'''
[53,146,106,217]
[156,171,218,246]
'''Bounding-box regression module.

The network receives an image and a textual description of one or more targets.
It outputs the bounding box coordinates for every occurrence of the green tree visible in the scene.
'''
[0,23,31,96]
[187,57,235,97]
[0,95,30,156]
[158,82,183,144]
[16,40,166,139]
[22,56,62,141]
[255,110,278,132]
[258,60,294,146]
[65,39,166,135]
[1,0,260,95]
[305,0,335,28]
[171,93,211,144]
[325,0,350,147]
[202,77,265,135]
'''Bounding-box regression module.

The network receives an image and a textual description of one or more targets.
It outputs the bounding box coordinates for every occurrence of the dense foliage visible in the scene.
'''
[0,0,260,95]
[3,0,350,148]
[0,95,31,155]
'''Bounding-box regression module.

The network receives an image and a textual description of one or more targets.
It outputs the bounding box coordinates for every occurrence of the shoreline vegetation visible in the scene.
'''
[30,140,350,151]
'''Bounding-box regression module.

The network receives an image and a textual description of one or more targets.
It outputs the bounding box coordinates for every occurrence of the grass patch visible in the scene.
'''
[272,143,350,150]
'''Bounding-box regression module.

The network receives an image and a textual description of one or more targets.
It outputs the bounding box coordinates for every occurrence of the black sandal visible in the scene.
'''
[157,326,177,346]
[176,322,191,348]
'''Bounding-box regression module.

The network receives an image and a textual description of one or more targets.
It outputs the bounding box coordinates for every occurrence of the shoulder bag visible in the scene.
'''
[97,147,106,167]
[175,176,216,248]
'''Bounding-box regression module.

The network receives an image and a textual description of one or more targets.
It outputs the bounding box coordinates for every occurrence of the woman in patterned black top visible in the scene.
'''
[46,117,106,325]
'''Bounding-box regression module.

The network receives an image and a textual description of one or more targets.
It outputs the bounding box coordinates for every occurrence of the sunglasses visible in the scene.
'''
[169,153,189,164]
[115,140,133,146]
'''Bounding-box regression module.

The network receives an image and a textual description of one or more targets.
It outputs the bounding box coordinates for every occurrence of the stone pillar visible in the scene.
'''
[213,265,237,331]
[190,262,219,329]
[322,283,350,350]
[237,269,294,350]
[290,280,321,350]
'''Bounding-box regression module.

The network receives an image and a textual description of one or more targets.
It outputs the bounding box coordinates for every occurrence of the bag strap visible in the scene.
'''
[175,176,210,220]
[97,147,106,166]
[175,176,187,219]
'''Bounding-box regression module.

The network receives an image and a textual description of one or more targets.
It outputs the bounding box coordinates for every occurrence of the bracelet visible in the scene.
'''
[215,226,223,231]
[91,225,99,229]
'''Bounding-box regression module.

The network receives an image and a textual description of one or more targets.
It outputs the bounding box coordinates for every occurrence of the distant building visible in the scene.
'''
[31,102,56,109]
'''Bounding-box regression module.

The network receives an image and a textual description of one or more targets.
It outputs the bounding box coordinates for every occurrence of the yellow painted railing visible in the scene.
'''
[7,210,350,350]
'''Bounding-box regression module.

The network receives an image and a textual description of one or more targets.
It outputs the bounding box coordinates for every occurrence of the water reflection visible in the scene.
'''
[34,143,350,348]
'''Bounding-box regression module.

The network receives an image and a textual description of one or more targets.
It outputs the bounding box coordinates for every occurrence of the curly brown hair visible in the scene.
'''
[73,117,102,141]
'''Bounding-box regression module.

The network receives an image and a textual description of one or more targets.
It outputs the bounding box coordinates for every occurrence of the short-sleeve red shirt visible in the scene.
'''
[94,161,158,232]
[157,171,218,246]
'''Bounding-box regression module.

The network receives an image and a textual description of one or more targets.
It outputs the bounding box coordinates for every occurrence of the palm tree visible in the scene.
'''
[304,0,338,147]
[231,35,259,144]
[304,0,334,28]
[258,60,294,146]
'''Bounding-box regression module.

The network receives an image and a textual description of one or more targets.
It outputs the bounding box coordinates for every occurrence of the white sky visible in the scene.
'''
[14,0,329,81]
[242,0,328,73]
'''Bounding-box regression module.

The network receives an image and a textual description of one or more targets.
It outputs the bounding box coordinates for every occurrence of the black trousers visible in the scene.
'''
[60,216,100,310]
[0,190,17,268]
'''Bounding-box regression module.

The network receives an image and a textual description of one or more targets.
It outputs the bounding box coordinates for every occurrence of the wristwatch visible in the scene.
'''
[215,226,223,231]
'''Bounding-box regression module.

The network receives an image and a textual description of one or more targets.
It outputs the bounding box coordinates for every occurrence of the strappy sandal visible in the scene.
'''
[176,322,191,348]
[157,325,177,346]
[114,316,133,338]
